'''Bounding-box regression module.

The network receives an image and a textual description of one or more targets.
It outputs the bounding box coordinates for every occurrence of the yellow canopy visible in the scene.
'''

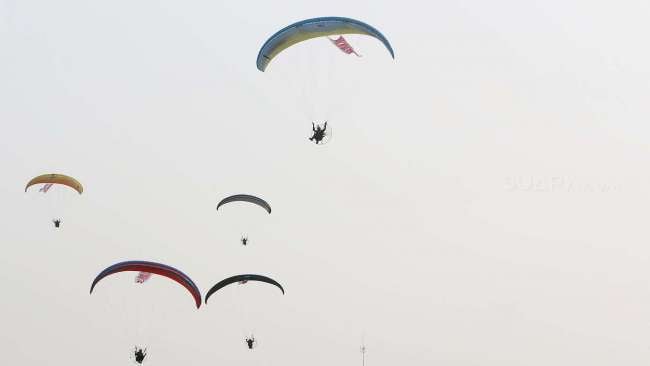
[25,174,83,194]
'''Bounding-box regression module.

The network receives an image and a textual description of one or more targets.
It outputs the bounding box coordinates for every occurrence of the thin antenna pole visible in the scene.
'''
[360,344,366,366]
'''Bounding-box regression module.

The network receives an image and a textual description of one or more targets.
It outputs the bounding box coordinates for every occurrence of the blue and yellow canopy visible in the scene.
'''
[257,17,394,72]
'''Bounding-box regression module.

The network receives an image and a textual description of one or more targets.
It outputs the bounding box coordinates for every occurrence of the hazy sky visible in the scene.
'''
[2,1,650,365]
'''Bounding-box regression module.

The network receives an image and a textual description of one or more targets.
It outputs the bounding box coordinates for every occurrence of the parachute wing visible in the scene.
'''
[25,174,83,194]
[205,274,285,304]
[257,16,394,71]
[217,194,271,214]
[90,261,202,309]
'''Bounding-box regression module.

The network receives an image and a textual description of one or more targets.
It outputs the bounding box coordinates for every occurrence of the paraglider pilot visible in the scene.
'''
[309,121,327,144]
[134,347,147,364]
[245,336,255,350]
[241,236,248,246]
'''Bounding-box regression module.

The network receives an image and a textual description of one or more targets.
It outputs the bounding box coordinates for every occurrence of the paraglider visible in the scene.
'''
[257,17,394,144]
[25,173,83,226]
[133,347,147,364]
[217,194,272,214]
[256,16,394,71]
[217,195,270,247]
[90,260,202,309]
[90,262,200,365]
[204,275,283,351]
[309,121,328,144]
[204,274,285,304]
[245,336,256,350]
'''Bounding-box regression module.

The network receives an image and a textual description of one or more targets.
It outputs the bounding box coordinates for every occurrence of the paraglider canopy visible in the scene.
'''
[217,194,272,214]
[257,16,395,71]
[90,260,202,309]
[25,173,83,194]
[204,274,285,304]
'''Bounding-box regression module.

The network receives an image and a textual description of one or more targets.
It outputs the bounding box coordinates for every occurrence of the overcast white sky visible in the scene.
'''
[2,1,650,365]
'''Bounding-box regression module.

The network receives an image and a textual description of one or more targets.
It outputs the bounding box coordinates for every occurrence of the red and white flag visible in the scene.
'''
[39,183,54,193]
[135,272,152,284]
[329,36,361,57]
